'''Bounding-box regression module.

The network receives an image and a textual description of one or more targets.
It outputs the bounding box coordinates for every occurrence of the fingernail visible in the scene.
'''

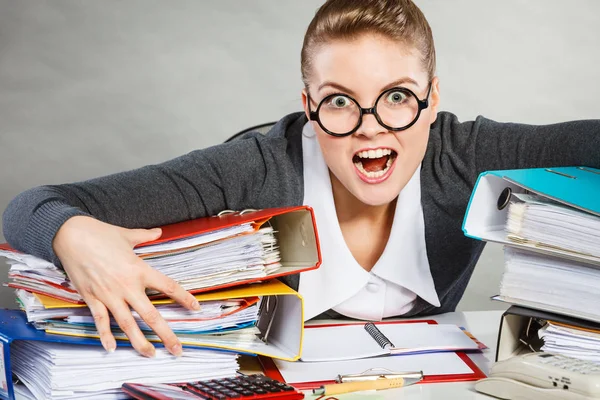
[143,346,156,358]
[102,339,116,353]
[192,301,201,311]
[171,343,183,357]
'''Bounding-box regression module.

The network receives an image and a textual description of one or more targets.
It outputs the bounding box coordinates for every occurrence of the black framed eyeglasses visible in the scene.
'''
[308,83,432,137]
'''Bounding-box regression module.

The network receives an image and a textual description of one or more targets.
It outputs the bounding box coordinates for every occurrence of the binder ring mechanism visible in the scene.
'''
[217,209,261,217]
[497,187,512,211]
[336,368,424,383]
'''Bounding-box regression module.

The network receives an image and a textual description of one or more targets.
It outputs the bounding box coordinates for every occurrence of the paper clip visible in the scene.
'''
[336,368,423,383]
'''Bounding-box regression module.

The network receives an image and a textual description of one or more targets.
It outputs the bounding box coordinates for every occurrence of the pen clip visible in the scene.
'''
[336,368,423,383]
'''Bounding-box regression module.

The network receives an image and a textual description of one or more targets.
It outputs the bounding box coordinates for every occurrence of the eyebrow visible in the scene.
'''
[317,77,421,96]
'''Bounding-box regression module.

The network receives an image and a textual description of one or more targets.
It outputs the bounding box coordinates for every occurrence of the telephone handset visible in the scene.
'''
[475,353,600,399]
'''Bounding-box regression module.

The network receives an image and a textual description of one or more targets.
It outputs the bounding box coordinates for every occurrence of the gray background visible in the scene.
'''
[0,1,598,310]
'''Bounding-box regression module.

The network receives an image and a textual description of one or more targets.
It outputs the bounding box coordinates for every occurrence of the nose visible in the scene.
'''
[355,111,386,139]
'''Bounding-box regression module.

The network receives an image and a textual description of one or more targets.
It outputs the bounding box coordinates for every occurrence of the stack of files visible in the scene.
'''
[539,321,600,363]
[12,280,305,362]
[0,206,321,302]
[497,247,600,323]
[258,320,486,390]
[495,306,600,364]
[0,309,239,400]
[463,166,600,366]
[505,192,600,263]
[16,289,261,344]
[0,206,318,399]
[463,166,600,319]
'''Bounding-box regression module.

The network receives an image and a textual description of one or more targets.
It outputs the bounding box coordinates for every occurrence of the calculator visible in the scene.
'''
[122,374,304,400]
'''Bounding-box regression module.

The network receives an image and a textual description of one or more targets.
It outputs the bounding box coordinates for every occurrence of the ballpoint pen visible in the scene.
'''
[312,373,423,396]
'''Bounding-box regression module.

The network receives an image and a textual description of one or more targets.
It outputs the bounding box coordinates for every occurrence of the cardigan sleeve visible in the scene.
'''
[2,129,303,265]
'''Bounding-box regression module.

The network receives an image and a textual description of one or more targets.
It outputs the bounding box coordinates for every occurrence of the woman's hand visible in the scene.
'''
[52,216,200,357]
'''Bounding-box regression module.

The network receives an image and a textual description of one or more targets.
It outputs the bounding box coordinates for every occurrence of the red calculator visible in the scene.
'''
[122,374,304,400]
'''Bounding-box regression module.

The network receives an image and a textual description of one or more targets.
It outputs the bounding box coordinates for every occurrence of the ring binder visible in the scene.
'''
[257,295,279,344]
[497,187,512,210]
[364,322,394,350]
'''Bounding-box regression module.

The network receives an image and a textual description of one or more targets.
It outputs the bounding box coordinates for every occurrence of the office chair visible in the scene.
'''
[225,121,277,143]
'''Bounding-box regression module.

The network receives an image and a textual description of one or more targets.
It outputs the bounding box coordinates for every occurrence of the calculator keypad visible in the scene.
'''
[186,374,302,399]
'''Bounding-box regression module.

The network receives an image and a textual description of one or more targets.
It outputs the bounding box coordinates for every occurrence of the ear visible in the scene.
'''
[427,76,440,125]
[301,88,311,120]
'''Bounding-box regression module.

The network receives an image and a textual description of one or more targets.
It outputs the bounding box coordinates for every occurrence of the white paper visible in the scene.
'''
[506,194,600,259]
[500,247,600,321]
[300,323,480,362]
[539,323,600,363]
[11,341,238,400]
[3,226,281,300]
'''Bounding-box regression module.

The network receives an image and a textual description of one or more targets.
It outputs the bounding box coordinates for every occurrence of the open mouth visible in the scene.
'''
[352,148,398,179]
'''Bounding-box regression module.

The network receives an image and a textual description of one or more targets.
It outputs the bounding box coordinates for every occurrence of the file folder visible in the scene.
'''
[495,305,600,362]
[19,280,305,362]
[0,308,245,400]
[462,166,600,266]
[0,308,125,400]
[259,320,486,390]
[1,205,322,303]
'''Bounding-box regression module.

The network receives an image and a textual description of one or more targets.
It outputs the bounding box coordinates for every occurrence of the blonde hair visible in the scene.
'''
[301,0,436,88]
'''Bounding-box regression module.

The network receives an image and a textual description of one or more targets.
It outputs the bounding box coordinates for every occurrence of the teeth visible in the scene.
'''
[356,148,392,159]
[354,159,393,179]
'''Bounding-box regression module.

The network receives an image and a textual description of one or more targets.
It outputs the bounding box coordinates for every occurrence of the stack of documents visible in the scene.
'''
[463,166,600,364]
[136,223,281,292]
[506,193,600,262]
[10,280,305,362]
[17,289,261,343]
[11,340,238,400]
[497,247,600,323]
[0,207,319,399]
[1,222,281,302]
[539,321,600,363]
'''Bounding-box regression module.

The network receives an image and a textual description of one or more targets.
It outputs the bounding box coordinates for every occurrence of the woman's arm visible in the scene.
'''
[431,112,600,184]
[3,132,301,264]
[1,123,303,357]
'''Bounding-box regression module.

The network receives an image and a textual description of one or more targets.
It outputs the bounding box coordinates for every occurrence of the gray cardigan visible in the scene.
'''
[3,111,600,317]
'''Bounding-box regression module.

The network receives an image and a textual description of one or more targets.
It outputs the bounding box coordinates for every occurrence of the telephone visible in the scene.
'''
[475,353,600,399]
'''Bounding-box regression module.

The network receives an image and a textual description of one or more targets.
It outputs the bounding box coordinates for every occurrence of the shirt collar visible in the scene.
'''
[371,165,441,308]
[298,122,440,320]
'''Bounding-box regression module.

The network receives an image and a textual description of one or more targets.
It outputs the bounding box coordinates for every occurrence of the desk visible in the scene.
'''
[250,310,504,399]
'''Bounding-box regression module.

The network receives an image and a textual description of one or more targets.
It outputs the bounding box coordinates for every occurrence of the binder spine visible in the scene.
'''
[364,323,394,350]
[0,337,13,400]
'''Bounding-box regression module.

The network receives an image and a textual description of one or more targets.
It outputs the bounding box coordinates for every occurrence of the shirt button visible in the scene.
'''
[366,283,380,293]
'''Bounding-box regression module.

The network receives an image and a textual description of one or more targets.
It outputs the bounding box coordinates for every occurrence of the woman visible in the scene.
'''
[3,0,600,359]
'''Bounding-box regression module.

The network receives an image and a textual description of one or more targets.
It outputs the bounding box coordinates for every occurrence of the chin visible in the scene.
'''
[351,185,400,207]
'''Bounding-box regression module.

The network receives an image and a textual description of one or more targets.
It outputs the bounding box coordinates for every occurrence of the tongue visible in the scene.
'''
[361,156,388,172]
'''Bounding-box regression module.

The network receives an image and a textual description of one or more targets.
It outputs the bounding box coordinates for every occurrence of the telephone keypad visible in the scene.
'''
[538,354,600,375]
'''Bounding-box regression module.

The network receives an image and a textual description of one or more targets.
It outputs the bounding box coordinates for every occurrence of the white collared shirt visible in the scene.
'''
[298,122,441,321]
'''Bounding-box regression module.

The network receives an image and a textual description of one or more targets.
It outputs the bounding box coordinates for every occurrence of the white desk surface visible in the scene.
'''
[301,310,505,399]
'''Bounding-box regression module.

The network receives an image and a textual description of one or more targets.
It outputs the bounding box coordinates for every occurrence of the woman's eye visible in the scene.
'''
[329,96,351,108]
[386,90,408,104]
